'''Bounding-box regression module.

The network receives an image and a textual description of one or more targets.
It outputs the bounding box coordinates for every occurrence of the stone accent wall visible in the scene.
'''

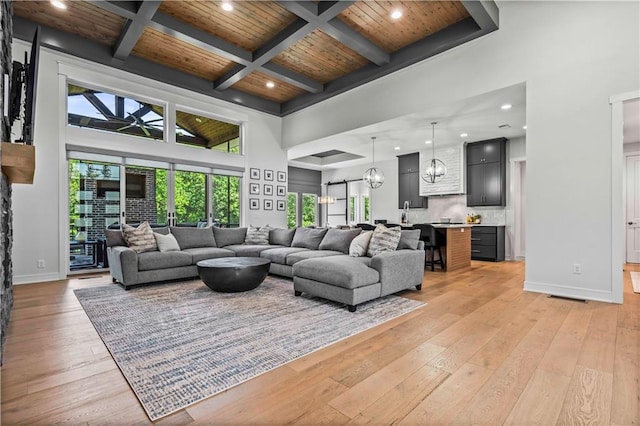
[0,0,13,365]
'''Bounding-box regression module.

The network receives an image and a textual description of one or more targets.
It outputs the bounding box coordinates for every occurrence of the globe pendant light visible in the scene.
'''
[422,122,447,184]
[363,136,384,189]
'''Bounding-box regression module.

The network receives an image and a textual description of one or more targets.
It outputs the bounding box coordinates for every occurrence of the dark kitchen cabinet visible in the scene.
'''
[471,226,505,261]
[466,138,507,206]
[398,153,427,209]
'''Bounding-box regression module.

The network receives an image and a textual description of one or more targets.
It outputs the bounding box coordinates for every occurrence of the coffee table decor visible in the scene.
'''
[74,276,424,420]
[197,257,270,292]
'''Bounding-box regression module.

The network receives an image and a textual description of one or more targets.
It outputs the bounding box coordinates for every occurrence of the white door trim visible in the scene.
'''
[509,156,526,261]
[610,90,640,304]
[624,152,640,263]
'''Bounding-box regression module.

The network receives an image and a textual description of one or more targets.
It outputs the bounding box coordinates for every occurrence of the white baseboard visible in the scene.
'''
[13,272,64,285]
[524,280,618,304]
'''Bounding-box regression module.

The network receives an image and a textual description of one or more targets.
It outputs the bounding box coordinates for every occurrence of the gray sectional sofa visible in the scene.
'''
[106,226,425,311]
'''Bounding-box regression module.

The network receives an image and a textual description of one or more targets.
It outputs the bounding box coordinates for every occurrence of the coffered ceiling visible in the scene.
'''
[12,0,498,116]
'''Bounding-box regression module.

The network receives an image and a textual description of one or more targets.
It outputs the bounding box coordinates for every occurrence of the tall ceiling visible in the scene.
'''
[12,0,498,116]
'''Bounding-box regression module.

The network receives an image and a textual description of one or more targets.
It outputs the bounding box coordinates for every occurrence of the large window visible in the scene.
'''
[125,166,168,225]
[175,110,241,154]
[67,84,164,141]
[212,175,240,227]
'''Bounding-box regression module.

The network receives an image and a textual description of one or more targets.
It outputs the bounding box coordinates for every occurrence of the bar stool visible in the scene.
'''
[412,224,445,271]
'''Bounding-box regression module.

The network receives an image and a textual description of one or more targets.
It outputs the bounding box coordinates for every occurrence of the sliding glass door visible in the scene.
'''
[68,157,241,271]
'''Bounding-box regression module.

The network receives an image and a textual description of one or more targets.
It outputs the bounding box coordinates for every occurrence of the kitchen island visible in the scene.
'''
[431,224,473,271]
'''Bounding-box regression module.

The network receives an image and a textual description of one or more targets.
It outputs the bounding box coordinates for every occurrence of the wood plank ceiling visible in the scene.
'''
[12,1,499,116]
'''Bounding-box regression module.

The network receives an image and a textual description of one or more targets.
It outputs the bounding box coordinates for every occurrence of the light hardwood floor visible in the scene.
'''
[2,261,639,425]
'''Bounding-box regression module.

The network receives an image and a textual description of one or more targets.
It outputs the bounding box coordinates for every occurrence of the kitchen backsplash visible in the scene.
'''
[401,194,506,225]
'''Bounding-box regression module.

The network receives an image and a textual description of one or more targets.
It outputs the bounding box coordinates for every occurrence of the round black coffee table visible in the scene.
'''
[197,257,271,292]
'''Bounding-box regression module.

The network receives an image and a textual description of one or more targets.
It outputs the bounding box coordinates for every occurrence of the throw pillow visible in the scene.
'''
[122,221,157,253]
[245,225,271,245]
[213,227,247,247]
[349,230,373,257]
[104,229,126,247]
[290,227,328,250]
[154,232,180,252]
[170,226,216,250]
[319,228,362,253]
[367,224,402,257]
[269,228,296,246]
[397,229,421,250]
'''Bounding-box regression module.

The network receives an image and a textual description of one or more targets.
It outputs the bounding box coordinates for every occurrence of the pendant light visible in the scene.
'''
[422,122,447,183]
[363,136,384,189]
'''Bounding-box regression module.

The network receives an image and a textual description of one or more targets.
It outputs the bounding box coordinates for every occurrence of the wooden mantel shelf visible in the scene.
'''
[1,142,35,184]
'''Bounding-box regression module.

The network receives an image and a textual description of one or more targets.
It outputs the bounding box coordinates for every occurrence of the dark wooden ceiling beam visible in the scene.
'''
[82,92,116,119]
[214,2,353,90]
[461,0,499,30]
[90,1,324,94]
[278,1,389,66]
[261,63,323,93]
[113,1,162,60]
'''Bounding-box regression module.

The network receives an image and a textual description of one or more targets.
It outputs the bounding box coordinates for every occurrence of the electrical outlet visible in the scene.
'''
[37,259,45,269]
[573,263,582,274]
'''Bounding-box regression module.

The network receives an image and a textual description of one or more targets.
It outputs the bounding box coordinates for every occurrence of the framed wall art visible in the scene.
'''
[249,183,260,195]
[277,200,286,211]
[264,169,274,181]
[277,185,286,197]
[250,168,260,180]
[264,184,273,196]
[264,199,273,210]
[249,198,259,210]
[277,171,286,182]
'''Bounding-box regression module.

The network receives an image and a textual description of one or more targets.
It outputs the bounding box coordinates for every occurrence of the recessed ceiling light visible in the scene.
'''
[425,140,432,144]
[501,104,512,110]
[265,81,275,89]
[221,1,233,12]
[390,9,402,20]
[394,146,400,150]
[51,0,67,9]
[523,125,527,130]
[460,133,468,137]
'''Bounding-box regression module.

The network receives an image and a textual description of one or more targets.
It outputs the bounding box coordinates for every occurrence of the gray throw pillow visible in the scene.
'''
[290,227,328,250]
[213,227,247,247]
[269,228,295,246]
[397,229,421,250]
[104,229,126,247]
[170,226,216,249]
[318,228,362,254]
[245,225,271,245]
[367,224,402,257]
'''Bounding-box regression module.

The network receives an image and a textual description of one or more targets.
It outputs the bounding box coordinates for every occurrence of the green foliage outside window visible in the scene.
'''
[174,171,206,224]
[213,175,240,226]
[364,196,370,221]
[302,194,317,227]
[287,193,297,229]
[348,196,355,222]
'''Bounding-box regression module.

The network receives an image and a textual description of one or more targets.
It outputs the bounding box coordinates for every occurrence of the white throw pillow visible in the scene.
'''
[349,231,373,257]
[367,224,402,257]
[154,232,180,252]
[122,221,157,253]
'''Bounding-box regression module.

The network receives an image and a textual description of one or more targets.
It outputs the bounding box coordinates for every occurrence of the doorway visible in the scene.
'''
[625,154,640,263]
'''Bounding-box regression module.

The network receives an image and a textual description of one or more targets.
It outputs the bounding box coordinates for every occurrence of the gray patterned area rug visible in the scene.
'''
[74,276,424,420]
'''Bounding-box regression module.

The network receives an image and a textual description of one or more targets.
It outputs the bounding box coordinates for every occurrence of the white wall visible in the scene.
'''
[11,43,287,284]
[284,1,640,302]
